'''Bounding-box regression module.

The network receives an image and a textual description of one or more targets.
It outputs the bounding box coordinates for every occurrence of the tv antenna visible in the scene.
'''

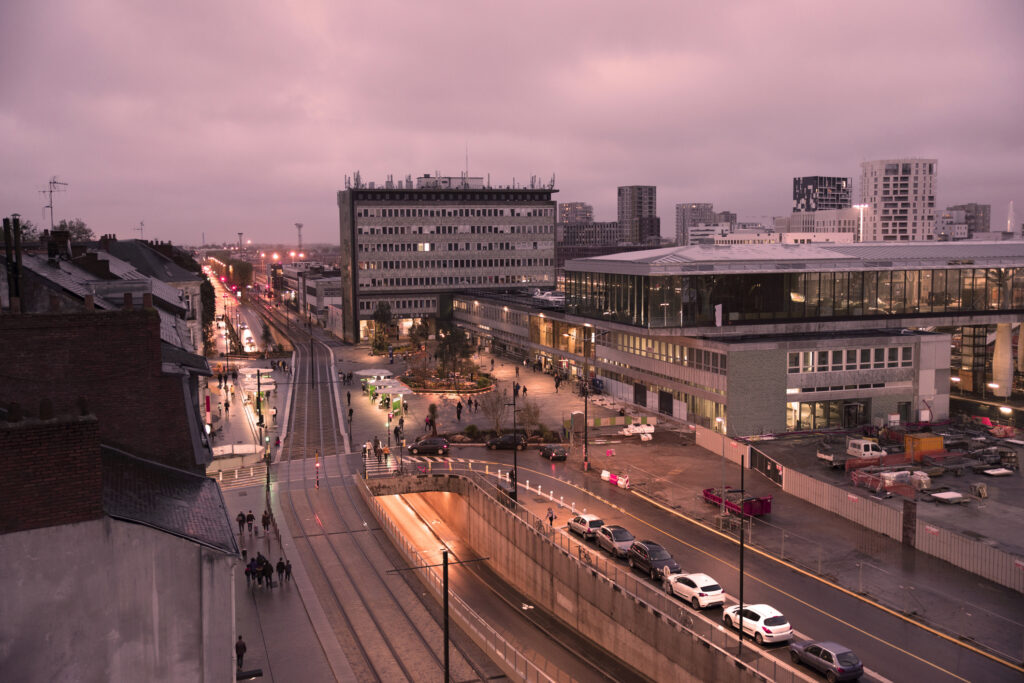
[39,176,69,230]
[135,221,145,240]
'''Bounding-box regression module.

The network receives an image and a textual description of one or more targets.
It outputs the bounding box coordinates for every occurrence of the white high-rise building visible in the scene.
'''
[859,158,937,241]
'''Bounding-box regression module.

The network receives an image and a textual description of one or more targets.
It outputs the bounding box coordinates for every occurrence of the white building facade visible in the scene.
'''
[859,158,937,241]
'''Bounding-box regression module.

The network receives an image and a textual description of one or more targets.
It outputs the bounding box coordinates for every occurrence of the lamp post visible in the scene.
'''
[506,390,519,501]
[716,416,726,518]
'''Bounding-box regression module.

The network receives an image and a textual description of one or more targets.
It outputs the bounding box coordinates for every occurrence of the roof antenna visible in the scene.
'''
[135,220,144,241]
[39,176,69,231]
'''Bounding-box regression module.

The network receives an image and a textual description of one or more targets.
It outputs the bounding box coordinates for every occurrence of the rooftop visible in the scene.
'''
[566,241,1024,276]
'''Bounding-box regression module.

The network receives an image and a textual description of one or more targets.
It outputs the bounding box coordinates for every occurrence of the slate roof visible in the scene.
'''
[103,240,200,284]
[102,447,237,555]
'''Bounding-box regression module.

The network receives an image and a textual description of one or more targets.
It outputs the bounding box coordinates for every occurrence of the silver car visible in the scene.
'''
[595,525,635,557]
[567,514,604,539]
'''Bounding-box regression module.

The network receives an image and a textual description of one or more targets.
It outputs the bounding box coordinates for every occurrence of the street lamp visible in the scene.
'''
[505,390,520,501]
[716,416,726,517]
[985,382,999,401]
[854,204,869,242]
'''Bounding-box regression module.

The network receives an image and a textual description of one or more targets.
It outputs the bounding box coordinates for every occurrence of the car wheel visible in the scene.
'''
[437,448,444,455]
[754,632,764,645]
[650,568,659,581]
[628,558,635,569]
[411,447,419,455]
[722,612,732,627]
[692,597,701,610]
[516,444,524,450]
[826,673,838,683]
[790,651,801,665]
[489,444,497,450]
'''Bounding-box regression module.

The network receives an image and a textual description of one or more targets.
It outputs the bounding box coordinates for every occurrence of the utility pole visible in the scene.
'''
[39,176,68,231]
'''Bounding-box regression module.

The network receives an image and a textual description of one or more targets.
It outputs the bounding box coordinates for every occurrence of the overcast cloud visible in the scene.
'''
[2,1,1022,246]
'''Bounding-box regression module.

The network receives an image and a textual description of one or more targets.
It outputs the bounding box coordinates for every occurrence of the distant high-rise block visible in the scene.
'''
[793,176,851,212]
[859,159,937,241]
[947,203,991,237]
[558,202,593,224]
[675,202,716,245]
[618,185,659,243]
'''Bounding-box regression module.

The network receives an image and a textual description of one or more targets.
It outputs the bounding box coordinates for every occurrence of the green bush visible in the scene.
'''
[464,424,480,440]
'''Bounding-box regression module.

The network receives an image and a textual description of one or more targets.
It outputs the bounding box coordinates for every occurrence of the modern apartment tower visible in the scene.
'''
[618,185,660,244]
[859,158,937,241]
[675,203,716,245]
[337,175,556,343]
[558,202,593,224]
[793,176,851,212]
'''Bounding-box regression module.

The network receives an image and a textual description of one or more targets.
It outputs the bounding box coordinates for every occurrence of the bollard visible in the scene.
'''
[449,460,452,471]
[571,502,575,514]
[526,480,529,490]
[218,471,223,481]
[550,489,554,501]
[560,496,564,508]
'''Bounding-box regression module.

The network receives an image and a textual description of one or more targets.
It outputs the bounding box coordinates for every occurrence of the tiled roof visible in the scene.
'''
[102,447,237,555]
[104,240,201,284]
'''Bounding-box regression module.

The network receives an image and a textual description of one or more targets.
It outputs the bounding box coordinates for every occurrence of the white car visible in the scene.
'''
[664,572,725,609]
[567,514,604,540]
[722,604,793,644]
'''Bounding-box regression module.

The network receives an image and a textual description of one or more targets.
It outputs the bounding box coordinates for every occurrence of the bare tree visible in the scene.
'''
[519,398,540,438]
[478,388,509,434]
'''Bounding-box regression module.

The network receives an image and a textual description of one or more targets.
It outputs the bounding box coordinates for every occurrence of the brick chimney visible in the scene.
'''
[123,292,133,310]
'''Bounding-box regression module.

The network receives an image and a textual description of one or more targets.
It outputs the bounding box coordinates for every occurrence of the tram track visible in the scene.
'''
[277,329,491,682]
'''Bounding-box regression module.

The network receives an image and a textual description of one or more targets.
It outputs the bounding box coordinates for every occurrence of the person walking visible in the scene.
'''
[244,564,252,588]
[235,636,247,670]
[547,507,555,527]
[347,390,351,405]
[393,424,401,444]
[271,406,277,424]
[522,385,527,397]
[276,558,285,584]
[285,560,292,582]
[261,511,270,535]
[236,511,245,534]
[515,365,520,378]
[246,510,255,534]
[456,401,463,421]
[263,562,273,588]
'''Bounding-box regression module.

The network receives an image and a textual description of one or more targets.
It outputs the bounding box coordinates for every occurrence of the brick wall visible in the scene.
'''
[0,416,103,534]
[0,310,201,473]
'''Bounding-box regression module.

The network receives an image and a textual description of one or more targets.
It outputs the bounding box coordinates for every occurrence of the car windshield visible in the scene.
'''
[836,652,859,667]
[611,529,634,541]
[700,583,721,592]
[648,547,671,560]
[763,616,788,627]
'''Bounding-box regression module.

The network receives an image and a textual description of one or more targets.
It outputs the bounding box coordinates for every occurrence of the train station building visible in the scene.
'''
[454,242,1024,436]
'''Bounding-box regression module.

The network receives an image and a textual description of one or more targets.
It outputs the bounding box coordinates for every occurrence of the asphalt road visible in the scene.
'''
[444,444,1022,683]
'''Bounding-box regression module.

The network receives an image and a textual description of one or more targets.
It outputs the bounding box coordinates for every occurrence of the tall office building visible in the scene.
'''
[618,185,660,244]
[337,175,556,343]
[947,203,991,237]
[859,158,937,241]
[558,202,593,224]
[793,176,851,212]
[675,202,716,245]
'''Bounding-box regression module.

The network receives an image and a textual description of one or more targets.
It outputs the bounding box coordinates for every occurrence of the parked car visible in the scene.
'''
[664,572,725,609]
[409,436,449,456]
[789,641,863,682]
[487,433,527,450]
[567,513,604,539]
[627,540,680,580]
[595,525,634,557]
[539,445,567,461]
[722,604,793,645]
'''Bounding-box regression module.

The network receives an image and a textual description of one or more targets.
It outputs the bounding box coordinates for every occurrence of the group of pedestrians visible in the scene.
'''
[235,509,271,537]
[271,359,288,373]
[341,371,355,385]
[244,552,291,589]
[513,382,527,398]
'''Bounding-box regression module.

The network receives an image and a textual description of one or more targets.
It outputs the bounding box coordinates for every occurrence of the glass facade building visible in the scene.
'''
[566,267,1024,329]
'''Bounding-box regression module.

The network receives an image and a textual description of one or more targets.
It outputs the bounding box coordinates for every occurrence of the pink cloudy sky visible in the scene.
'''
[2,1,1022,246]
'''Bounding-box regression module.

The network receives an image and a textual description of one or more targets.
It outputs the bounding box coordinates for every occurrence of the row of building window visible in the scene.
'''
[610,332,727,375]
[359,257,551,271]
[787,346,913,373]
[357,224,552,235]
[358,298,435,312]
[362,274,538,289]
[359,241,543,253]
[357,207,553,218]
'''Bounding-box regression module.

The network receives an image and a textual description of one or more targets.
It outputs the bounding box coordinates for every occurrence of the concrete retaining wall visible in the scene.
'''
[366,475,773,682]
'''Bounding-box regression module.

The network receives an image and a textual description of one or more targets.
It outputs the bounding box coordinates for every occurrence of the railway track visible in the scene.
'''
[278,331,492,682]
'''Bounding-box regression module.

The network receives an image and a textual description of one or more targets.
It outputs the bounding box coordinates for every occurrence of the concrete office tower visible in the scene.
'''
[559,202,593,224]
[947,203,990,237]
[793,176,852,212]
[859,158,938,241]
[618,185,660,244]
[675,203,716,245]
[337,175,556,343]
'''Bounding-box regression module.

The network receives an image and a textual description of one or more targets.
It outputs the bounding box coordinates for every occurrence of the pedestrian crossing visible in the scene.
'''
[362,454,477,478]
[211,463,268,491]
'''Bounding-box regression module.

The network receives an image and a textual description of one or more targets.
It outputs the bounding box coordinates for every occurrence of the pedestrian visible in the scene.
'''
[547,507,555,527]
[263,562,273,588]
[522,385,528,397]
[236,511,245,534]
[490,358,495,371]
[394,424,401,443]
[348,407,353,423]
[271,406,277,424]
[241,548,247,564]
[276,558,285,584]
[456,401,463,421]
[246,510,255,534]
[236,636,247,670]
[218,403,223,417]
[398,416,404,431]
[261,511,270,534]
[244,565,252,587]
[347,390,351,405]
[285,560,292,582]
[275,436,281,447]
[515,365,520,378]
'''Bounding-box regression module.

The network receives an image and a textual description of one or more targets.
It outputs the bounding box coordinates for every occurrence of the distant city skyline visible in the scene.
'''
[1,1,1022,245]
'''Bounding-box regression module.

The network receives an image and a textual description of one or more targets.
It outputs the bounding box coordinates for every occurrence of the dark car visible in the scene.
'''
[627,540,680,580]
[789,641,863,682]
[539,445,567,461]
[487,433,527,450]
[409,436,449,456]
